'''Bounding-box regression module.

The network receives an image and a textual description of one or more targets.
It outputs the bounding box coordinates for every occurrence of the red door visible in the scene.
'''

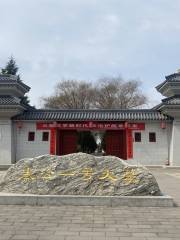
[105,130,127,159]
[57,130,77,155]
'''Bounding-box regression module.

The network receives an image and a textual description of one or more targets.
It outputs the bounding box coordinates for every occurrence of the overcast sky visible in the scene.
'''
[0,0,180,107]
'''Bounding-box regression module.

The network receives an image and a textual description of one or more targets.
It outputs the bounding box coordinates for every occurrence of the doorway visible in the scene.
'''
[105,130,127,159]
[56,130,78,155]
[56,129,127,159]
[77,131,97,154]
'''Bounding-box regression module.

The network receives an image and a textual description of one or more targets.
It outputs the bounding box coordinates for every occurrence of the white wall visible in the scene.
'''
[0,120,12,165]
[130,122,172,165]
[15,121,50,161]
[13,121,174,166]
[170,120,180,166]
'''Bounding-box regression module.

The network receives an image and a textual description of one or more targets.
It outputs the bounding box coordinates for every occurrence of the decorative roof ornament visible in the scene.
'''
[155,70,180,118]
[0,74,30,97]
[156,70,180,97]
[0,74,30,118]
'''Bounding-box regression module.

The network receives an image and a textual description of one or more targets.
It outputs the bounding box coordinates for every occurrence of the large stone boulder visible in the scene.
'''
[0,153,161,196]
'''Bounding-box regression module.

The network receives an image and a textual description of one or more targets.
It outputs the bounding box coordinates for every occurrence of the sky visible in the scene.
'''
[0,0,180,108]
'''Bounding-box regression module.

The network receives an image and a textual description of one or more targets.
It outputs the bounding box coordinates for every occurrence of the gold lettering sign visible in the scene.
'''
[41,168,54,180]
[19,165,36,182]
[81,168,93,180]
[122,168,139,184]
[59,170,76,176]
[98,169,117,182]
[19,166,139,185]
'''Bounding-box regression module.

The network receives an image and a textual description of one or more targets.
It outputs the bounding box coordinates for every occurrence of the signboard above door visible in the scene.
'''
[36,121,145,131]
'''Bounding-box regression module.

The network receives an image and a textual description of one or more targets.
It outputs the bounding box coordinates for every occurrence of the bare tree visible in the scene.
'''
[41,77,147,109]
[94,77,147,109]
[42,80,95,109]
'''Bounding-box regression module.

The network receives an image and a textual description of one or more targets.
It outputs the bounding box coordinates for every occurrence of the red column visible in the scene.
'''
[127,129,133,159]
[50,128,56,155]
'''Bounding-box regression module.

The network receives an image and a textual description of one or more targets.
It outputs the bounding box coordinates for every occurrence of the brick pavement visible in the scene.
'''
[0,168,179,240]
[150,167,180,206]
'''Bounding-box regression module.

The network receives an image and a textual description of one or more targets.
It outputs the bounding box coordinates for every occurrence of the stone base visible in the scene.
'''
[0,193,174,207]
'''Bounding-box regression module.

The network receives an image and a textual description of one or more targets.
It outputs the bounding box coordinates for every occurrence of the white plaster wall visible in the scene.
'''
[14,120,173,165]
[130,122,172,165]
[170,120,180,166]
[0,120,12,165]
[15,121,50,161]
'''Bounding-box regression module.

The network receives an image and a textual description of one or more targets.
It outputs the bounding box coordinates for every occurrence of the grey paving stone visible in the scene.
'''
[54,231,79,236]
[106,232,132,237]
[11,235,39,240]
[65,237,92,240]
[80,231,106,236]
[38,237,65,240]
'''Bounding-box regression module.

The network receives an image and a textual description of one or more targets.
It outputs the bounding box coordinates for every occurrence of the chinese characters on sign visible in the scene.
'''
[19,166,36,182]
[98,169,117,182]
[122,168,139,184]
[19,166,139,185]
[36,121,145,130]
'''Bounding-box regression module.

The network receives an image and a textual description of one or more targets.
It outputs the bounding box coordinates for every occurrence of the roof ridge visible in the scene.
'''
[34,108,156,112]
[13,109,171,121]
[0,74,30,91]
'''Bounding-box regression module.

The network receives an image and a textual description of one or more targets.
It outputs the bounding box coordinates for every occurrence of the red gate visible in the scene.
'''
[37,121,144,158]
[57,130,77,155]
[105,130,127,159]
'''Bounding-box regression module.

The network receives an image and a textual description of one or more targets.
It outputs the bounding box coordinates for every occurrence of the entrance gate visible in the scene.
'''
[36,121,145,159]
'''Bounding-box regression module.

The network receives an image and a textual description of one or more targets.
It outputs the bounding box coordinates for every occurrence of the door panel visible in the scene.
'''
[58,130,77,155]
[105,130,127,159]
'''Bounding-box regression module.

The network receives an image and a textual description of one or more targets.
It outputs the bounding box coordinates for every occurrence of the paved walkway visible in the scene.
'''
[150,167,180,206]
[0,168,180,240]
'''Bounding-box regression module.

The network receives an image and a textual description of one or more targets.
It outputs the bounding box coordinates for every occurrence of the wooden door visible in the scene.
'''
[57,130,77,155]
[105,130,127,159]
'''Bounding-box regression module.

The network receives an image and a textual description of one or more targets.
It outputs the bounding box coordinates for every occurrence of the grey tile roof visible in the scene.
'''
[13,109,171,121]
[0,95,21,105]
[166,72,180,81]
[156,72,180,91]
[162,95,180,105]
[0,74,30,91]
[0,74,18,81]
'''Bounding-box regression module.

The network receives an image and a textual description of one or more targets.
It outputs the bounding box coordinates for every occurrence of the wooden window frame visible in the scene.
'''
[134,132,141,142]
[149,132,156,142]
[28,131,35,141]
[42,131,49,141]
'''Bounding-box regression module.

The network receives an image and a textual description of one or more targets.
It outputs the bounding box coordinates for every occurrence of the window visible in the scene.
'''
[42,132,49,141]
[149,132,156,142]
[28,132,35,141]
[135,132,141,142]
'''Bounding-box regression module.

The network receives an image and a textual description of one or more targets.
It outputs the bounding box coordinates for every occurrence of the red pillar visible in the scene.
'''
[127,129,133,159]
[50,128,56,155]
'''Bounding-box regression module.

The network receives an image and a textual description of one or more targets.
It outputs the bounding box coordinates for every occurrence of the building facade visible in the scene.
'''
[0,72,180,166]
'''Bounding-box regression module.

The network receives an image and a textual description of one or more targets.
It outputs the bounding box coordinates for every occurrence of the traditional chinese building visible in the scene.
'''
[0,71,180,166]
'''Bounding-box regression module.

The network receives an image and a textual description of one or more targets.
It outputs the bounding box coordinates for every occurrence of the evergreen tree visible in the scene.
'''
[1,56,18,75]
[1,56,31,106]
[20,95,30,105]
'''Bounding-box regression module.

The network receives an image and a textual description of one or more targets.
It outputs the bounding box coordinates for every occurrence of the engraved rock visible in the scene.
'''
[0,153,161,196]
